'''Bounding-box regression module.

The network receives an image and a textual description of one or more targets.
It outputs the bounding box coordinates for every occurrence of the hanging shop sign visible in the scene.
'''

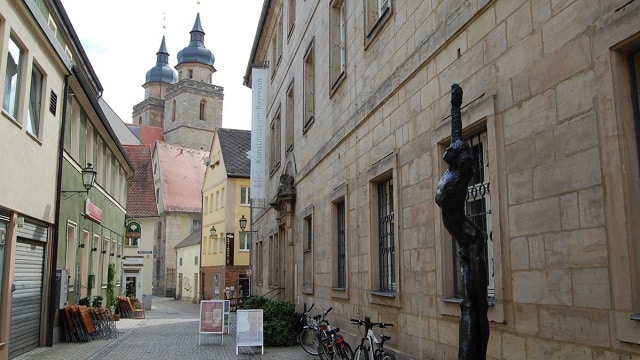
[126,221,141,238]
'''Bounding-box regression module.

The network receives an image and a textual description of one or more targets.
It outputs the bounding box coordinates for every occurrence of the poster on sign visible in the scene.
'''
[235,309,264,355]
[199,300,225,345]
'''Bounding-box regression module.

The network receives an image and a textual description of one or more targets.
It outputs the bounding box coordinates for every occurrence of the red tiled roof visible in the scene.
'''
[123,144,158,217]
[156,141,209,213]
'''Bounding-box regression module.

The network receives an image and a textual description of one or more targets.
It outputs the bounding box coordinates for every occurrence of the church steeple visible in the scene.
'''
[177,13,215,69]
[145,36,177,85]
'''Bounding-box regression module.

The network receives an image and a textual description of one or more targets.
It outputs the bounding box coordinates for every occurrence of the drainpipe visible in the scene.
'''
[48,74,70,346]
[628,53,640,170]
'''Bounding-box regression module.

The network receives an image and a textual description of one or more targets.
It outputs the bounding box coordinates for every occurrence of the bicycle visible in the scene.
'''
[350,317,396,360]
[318,324,354,360]
[298,304,353,359]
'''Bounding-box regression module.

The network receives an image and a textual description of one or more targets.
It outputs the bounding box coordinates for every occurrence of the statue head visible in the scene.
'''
[443,139,472,169]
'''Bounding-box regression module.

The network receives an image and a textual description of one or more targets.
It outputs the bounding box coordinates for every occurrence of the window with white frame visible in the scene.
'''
[3,37,22,118]
[27,65,44,137]
[239,232,250,251]
[66,223,77,289]
[126,237,139,247]
[192,218,201,233]
[240,186,250,206]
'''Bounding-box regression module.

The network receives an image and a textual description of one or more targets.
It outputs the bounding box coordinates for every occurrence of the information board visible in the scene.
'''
[199,300,225,345]
[235,309,264,354]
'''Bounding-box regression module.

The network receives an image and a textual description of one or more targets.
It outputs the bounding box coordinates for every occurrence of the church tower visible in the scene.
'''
[163,13,223,150]
[132,36,177,127]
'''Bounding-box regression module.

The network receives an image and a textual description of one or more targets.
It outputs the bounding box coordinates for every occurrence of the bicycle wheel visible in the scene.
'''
[353,345,368,360]
[380,350,397,360]
[318,340,335,360]
[337,342,354,359]
[298,327,319,356]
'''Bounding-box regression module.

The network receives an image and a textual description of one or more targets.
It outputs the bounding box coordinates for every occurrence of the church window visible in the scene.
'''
[200,99,206,121]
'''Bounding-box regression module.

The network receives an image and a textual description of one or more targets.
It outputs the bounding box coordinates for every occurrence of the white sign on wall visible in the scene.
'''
[250,67,267,199]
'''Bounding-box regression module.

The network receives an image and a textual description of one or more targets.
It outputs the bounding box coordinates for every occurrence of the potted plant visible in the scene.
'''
[92,295,103,308]
[106,262,118,320]
[78,296,91,307]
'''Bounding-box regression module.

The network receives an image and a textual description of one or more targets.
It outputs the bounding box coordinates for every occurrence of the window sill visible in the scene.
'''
[331,287,349,300]
[440,297,496,307]
[371,290,395,298]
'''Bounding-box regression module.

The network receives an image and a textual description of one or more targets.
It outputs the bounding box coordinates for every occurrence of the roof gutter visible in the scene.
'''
[243,0,271,87]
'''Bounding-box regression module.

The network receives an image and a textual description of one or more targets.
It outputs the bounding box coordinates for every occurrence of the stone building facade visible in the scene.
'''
[244,0,640,359]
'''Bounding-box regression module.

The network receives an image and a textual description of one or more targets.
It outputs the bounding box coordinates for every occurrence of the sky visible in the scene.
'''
[60,0,264,130]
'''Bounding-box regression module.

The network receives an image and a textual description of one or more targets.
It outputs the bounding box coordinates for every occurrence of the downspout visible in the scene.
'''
[47,74,70,346]
[200,190,204,302]
[628,53,640,171]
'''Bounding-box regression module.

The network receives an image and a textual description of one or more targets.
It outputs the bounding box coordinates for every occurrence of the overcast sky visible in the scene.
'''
[60,0,264,130]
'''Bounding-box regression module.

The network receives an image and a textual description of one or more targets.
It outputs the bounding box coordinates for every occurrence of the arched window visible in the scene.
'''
[199,99,206,121]
[172,100,176,122]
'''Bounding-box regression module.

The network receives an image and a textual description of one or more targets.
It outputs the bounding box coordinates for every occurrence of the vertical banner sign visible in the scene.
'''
[251,67,267,199]
[236,309,264,355]
[199,300,225,345]
[225,233,235,266]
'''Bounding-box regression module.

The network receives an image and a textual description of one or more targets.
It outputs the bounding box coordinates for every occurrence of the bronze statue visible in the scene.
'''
[435,84,489,360]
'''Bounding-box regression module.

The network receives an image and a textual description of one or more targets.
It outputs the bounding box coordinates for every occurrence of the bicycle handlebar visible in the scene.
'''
[350,318,394,329]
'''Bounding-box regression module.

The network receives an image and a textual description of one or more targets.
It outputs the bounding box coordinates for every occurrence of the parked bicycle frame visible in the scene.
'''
[351,317,396,360]
[299,304,353,359]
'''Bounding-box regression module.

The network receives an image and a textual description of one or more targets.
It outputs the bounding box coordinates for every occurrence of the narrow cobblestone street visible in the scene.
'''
[15,297,311,360]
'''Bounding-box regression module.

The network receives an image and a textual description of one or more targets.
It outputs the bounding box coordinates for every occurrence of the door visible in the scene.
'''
[126,276,137,298]
[9,239,45,358]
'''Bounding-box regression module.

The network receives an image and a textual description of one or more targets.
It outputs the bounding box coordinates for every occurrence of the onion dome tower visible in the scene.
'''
[163,12,223,150]
[176,13,216,77]
[132,36,177,127]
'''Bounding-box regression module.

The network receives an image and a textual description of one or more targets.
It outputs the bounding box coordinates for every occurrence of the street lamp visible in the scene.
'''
[62,163,97,198]
[239,215,248,232]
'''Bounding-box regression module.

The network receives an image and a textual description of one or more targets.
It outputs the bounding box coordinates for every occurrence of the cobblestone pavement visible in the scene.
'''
[15,296,314,360]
